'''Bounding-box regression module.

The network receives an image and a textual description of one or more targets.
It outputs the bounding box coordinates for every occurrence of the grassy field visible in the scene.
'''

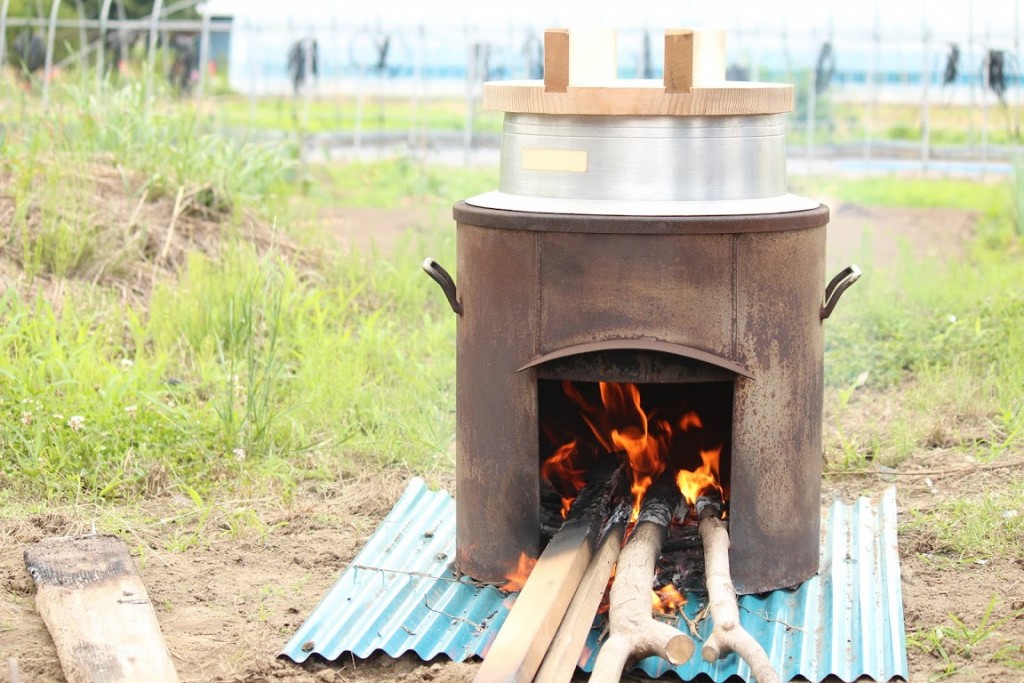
[1,80,1023,681]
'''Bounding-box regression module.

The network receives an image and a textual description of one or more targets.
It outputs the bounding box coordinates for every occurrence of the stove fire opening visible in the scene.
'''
[538,378,733,611]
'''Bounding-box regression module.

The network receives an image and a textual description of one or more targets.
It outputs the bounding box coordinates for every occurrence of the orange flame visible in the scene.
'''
[676,446,723,507]
[652,584,687,614]
[588,383,672,518]
[499,552,537,593]
[542,382,728,523]
[540,439,586,518]
[678,411,702,431]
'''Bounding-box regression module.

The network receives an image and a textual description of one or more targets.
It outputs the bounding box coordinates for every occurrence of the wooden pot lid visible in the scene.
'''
[483,29,794,117]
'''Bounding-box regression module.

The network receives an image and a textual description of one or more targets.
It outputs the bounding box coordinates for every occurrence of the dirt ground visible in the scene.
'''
[2,202,1022,683]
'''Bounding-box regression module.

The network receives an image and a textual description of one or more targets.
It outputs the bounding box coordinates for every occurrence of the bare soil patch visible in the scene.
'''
[825,202,977,272]
[3,203,1022,682]
[311,205,438,254]
[0,162,300,304]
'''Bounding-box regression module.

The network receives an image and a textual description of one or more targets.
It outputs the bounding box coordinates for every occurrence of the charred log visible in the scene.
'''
[589,474,696,683]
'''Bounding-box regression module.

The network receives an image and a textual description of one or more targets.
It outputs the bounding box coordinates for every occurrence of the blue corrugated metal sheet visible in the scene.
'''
[282,479,908,682]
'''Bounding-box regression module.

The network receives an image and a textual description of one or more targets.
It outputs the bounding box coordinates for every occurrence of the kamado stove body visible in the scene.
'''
[425,29,858,596]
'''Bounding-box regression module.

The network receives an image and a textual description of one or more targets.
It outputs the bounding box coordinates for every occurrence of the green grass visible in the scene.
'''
[307,156,498,209]
[908,596,1024,679]
[208,95,504,136]
[0,81,466,503]
[0,226,458,503]
[2,82,1023,509]
[794,176,1010,213]
[815,175,1024,468]
[904,485,1024,561]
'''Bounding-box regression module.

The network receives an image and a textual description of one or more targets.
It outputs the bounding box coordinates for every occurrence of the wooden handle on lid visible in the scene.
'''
[664,29,727,92]
[543,27,618,92]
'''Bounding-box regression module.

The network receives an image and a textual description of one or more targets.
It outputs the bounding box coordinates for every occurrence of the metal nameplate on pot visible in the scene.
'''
[521,149,589,173]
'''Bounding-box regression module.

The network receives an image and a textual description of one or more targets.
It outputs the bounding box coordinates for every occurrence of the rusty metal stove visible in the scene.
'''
[424,29,858,595]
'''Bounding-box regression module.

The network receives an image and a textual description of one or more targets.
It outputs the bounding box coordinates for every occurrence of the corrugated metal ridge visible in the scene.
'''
[282,478,510,663]
[282,479,908,683]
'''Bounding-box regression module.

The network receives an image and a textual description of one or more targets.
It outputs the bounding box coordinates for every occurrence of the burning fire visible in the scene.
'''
[541,381,726,519]
[499,552,537,593]
[652,584,686,614]
[520,382,728,608]
[540,439,585,519]
[676,446,724,507]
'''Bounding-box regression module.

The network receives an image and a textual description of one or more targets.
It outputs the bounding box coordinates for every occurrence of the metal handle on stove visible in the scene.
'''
[821,265,861,320]
[422,258,463,316]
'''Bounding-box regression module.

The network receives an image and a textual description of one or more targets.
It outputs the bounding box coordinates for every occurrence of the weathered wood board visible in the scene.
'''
[24,534,179,683]
[534,522,625,683]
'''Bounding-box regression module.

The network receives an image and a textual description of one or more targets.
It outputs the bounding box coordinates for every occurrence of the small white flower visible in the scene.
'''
[20,412,32,426]
[124,405,138,419]
[947,314,957,324]
[232,448,246,462]
[120,358,134,369]
[1004,510,1020,520]
[21,397,33,404]
[67,415,86,431]
[52,413,64,421]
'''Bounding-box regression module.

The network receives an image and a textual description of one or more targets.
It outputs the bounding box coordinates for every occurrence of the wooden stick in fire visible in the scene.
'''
[697,492,780,683]
[534,502,630,683]
[473,461,626,683]
[589,474,696,683]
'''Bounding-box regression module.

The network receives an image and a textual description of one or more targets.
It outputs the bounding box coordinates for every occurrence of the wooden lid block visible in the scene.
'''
[485,28,793,117]
[664,29,727,93]
[544,28,618,92]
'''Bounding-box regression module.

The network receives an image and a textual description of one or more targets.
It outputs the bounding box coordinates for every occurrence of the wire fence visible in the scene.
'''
[2,1,1021,172]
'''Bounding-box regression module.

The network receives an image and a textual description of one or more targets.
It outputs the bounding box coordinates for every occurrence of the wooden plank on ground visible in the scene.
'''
[24,534,179,683]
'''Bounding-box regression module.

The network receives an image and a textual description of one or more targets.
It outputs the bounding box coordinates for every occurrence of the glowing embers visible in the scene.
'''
[539,380,731,522]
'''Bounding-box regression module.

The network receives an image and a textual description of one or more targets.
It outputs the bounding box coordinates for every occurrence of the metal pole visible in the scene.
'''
[0,0,11,76]
[411,22,424,154]
[302,34,313,129]
[196,9,210,98]
[968,0,975,150]
[146,0,164,101]
[864,0,879,161]
[74,0,85,56]
[921,0,930,171]
[42,0,61,108]
[806,41,816,166]
[981,28,989,171]
[96,0,112,82]
[354,65,365,150]
[1016,0,1021,147]
[115,0,125,72]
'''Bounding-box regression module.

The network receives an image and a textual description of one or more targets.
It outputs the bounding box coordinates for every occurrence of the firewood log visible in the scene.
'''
[474,462,626,683]
[697,494,780,683]
[589,475,695,682]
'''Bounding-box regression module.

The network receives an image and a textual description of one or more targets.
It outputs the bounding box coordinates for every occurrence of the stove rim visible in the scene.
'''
[453,200,830,235]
